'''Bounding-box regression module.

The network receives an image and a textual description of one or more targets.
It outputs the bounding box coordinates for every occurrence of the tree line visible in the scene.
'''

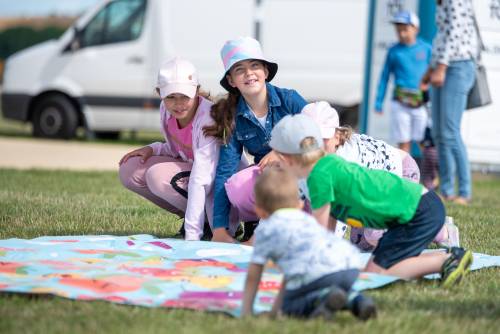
[0,26,66,60]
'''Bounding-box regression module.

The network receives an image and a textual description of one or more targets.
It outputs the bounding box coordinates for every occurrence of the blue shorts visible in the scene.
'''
[372,190,445,269]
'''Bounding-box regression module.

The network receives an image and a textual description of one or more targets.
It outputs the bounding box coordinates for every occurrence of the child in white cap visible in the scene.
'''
[302,101,459,250]
[268,114,472,288]
[119,57,219,241]
[241,167,376,320]
[374,10,432,153]
[202,37,307,243]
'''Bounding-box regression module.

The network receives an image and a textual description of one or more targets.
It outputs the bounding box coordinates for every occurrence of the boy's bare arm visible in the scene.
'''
[241,263,264,317]
[328,216,337,232]
[269,277,286,317]
[312,203,331,229]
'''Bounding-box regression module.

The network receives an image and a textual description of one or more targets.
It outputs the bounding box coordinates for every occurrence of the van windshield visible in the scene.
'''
[80,0,146,47]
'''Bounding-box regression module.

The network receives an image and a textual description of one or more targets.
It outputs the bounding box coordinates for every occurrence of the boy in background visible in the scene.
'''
[241,168,376,320]
[375,10,432,153]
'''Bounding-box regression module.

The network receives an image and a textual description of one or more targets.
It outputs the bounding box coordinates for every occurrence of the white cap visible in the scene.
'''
[391,10,420,28]
[301,101,339,139]
[157,57,198,99]
[269,114,324,154]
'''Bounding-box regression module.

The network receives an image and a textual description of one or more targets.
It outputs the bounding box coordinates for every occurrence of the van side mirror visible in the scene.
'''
[70,26,81,52]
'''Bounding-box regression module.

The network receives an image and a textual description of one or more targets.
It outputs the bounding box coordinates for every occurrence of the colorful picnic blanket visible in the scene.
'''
[0,235,498,317]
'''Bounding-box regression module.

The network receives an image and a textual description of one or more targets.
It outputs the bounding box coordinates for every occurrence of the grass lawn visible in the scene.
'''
[0,169,499,334]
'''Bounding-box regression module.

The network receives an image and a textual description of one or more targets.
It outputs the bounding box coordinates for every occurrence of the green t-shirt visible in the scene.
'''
[307,155,424,229]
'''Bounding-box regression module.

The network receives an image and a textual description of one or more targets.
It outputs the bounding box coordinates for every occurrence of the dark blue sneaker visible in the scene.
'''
[310,286,347,320]
[350,294,377,320]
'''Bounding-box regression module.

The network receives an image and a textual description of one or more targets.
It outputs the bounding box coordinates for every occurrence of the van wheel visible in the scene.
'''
[33,95,78,139]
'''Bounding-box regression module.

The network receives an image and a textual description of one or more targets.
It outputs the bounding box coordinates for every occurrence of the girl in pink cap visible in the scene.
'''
[203,37,307,243]
[119,57,218,241]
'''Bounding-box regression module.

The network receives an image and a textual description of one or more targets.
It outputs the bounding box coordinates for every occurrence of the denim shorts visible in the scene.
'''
[372,190,445,269]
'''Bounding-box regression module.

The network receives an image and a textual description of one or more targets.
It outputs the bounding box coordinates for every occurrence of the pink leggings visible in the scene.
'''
[119,156,213,226]
[225,165,311,226]
[225,165,261,225]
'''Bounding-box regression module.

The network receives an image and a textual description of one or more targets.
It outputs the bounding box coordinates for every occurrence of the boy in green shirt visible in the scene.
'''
[268,114,472,287]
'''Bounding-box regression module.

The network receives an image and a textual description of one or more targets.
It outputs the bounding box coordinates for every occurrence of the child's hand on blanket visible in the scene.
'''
[211,227,237,243]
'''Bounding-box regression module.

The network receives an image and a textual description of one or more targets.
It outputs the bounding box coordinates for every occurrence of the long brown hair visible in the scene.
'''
[203,91,241,144]
[336,126,353,146]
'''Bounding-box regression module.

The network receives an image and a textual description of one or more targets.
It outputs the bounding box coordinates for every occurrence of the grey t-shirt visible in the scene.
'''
[251,208,362,290]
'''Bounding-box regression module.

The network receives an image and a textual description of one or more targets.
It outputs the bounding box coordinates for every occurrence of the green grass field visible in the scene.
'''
[0,169,499,334]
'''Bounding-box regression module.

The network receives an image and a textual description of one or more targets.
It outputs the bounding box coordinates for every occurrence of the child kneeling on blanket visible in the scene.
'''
[241,167,376,320]
[268,114,473,287]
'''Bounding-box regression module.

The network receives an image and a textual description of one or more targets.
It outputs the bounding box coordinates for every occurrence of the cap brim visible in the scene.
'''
[391,19,418,27]
[220,61,278,93]
[159,84,197,99]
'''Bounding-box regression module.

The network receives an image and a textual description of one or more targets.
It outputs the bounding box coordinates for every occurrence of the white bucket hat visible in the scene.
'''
[219,36,278,93]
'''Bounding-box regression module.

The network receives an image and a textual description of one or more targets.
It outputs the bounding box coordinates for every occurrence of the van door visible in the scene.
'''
[56,0,158,131]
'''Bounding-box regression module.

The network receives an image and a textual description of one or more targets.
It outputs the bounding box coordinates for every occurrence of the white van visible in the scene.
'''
[0,0,367,139]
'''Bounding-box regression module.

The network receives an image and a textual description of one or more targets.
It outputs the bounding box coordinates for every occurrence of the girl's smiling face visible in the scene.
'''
[163,93,198,127]
[226,59,269,96]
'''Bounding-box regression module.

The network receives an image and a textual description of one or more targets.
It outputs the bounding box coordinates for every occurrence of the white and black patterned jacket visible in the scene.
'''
[431,0,478,67]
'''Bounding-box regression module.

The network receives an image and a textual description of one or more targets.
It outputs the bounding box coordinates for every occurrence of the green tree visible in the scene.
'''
[0,26,66,60]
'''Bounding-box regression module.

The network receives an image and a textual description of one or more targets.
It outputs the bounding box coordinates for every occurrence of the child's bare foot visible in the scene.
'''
[453,197,470,206]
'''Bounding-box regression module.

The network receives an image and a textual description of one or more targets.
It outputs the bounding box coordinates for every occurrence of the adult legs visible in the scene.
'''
[432,61,475,199]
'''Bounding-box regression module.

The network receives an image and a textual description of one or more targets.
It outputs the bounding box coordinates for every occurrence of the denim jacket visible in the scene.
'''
[213,83,307,229]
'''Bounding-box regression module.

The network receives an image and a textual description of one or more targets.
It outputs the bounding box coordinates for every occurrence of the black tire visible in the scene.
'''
[93,131,121,140]
[32,95,78,139]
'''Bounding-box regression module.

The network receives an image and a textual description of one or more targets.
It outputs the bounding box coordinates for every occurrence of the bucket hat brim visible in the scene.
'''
[220,60,278,93]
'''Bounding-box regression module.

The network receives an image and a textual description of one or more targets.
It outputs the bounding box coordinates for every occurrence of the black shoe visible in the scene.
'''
[350,294,377,320]
[241,221,259,242]
[310,286,347,320]
[201,221,213,241]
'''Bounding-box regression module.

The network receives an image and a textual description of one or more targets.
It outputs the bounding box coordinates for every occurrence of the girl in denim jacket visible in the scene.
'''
[203,37,307,243]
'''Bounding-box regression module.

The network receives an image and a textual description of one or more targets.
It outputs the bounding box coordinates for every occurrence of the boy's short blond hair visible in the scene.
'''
[254,167,300,214]
[287,137,326,167]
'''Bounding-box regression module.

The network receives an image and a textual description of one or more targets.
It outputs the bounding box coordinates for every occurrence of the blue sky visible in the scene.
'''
[0,0,100,17]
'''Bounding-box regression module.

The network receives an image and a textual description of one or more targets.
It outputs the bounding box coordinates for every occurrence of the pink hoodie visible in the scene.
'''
[149,97,219,240]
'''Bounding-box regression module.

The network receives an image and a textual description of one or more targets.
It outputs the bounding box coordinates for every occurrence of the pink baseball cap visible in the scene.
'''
[157,57,199,99]
[301,101,340,139]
